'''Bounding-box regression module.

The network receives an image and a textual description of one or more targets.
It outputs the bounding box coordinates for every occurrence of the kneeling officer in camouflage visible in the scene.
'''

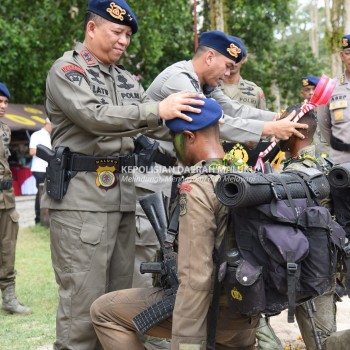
[90,98,260,350]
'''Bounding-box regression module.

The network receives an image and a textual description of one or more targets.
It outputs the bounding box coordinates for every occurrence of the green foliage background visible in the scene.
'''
[0,0,330,108]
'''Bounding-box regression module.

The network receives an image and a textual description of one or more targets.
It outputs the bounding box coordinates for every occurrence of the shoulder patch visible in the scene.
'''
[61,64,84,74]
[180,183,192,192]
[179,193,187,216]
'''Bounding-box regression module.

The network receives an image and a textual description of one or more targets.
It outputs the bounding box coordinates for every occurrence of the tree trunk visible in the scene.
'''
[210,0,225,30]
[310,0,319,57]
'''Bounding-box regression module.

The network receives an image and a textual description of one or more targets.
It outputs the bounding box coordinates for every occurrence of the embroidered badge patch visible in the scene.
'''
[227,43,241,58]
[80,49,97,66]
[179,183,192,192]
[179,193,187,216]
[61,65,85,85]
[107,2,126,20]
[95,165,117,190]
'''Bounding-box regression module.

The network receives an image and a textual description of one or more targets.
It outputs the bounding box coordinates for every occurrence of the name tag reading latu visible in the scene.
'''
[329,100,348,110]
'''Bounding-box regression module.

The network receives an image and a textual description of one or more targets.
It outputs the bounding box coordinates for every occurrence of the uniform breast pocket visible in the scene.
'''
[329,98,348,123]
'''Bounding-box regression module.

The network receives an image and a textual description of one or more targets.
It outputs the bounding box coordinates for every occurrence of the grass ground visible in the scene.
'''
[0,225,57,350]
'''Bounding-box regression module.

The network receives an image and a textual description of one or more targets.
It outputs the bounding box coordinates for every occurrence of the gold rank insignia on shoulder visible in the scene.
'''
[107,2,126,21]
[95,165,117,190]
[341,74,346,85]
[227,43,241,58]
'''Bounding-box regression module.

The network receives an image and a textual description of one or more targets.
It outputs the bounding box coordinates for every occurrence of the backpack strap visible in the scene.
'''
[286,250,298,322]
[207,214,230,349]
[278,176,298,323]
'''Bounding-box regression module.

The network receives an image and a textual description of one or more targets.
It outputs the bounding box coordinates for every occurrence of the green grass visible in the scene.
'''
[0,225,57,350]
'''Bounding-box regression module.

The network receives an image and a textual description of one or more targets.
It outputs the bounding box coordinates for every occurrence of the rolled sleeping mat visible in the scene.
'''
[215,168,330,208]
[328,162,350,189]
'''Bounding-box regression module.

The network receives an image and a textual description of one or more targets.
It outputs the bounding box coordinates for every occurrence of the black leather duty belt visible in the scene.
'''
[68,154,137,173]
[330,134,350,152]
[0,179,13,190]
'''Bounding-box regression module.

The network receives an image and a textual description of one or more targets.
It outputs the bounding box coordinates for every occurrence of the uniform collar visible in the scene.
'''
[296,144,316,158]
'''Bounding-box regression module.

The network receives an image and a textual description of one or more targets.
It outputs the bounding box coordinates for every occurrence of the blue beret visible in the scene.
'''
[165,98,223,133]
[0,82,10,99]
[199,30,243,63]
[342,34,350,49]
[229,36,247,58]
[301,76,319,87]
[88,0,138,34]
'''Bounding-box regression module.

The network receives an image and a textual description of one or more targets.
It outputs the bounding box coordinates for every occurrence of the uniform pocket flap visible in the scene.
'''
[259,224,309,264]
[236,260,262,286]
[80,222,103,245]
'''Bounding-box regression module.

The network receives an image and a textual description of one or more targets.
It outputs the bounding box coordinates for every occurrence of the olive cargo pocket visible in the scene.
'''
[50,218,103,273]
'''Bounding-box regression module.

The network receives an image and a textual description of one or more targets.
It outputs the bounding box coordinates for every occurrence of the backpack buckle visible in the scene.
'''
[287,262,298,273]
[270,182,282,200]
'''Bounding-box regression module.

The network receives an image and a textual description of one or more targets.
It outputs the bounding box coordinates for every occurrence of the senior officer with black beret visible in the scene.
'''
[42,0,204,349]
[318,34,350,163]
[147,30,308,147]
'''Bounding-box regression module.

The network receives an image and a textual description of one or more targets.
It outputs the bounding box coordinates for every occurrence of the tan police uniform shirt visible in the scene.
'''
[220,77,267,110]
[42,42,166,212]
[171,161,228,348]
[318,72,350,163]
[147,60,275,144]
[0,121,15,209]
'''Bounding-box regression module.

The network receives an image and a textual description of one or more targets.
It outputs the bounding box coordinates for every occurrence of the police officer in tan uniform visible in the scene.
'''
[279,105,350,350]
[318,34,350,164]
[220,36,267,110]
[42,1,205,349]
[0,82,32,315]
[91,98,260,350]
[147,30,309,146]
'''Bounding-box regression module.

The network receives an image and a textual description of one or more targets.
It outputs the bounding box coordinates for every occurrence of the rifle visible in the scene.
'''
[36,145,73,200]
[305,299,323,350]
[133,192,179,334]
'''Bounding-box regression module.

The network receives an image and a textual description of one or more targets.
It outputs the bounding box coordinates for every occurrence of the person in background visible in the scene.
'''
[29,118,52,225]
[300,75,331,159]
[41,0,203,349]
[278,104,350,350]
[91,98,260,350]
[220,36,267,110]
[318,34,350,163]
[0,82,32,315]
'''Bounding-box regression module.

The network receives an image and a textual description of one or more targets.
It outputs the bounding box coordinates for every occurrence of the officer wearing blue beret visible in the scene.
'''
[147,29,308,149]
[43,0,204,349]
[0,83,32,315]
[91,97,261,350]
[0,83,11,100]
[301,75,320,101]
[318,34,350,163]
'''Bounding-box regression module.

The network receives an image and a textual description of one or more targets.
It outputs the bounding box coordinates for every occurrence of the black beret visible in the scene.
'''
[88,0,138,34]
